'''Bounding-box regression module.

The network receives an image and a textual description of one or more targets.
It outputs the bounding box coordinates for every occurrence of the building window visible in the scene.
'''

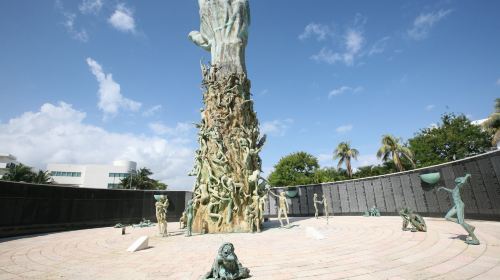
[109,173,129,178]
[51,171,81,177]
[107,183,123,189]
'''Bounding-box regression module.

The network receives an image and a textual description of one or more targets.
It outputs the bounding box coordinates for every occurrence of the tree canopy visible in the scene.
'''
[408,113,493,167]
[1,163,53,184]
[267,151,319,187]
[120,167,167,190]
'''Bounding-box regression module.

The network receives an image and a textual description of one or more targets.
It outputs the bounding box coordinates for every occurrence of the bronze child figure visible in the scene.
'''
[203,242,250,280]
[399,207,427,232]
[438,174,480,245]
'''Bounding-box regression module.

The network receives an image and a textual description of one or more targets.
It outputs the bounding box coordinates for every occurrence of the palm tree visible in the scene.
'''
[120,168,167,190]
[333,141,359,178]
[32,170,53,184]
[483,98,500,146]
[377,135,415,172]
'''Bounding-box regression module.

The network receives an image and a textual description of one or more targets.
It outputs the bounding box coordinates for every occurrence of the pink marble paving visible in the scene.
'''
[0,216,499,279]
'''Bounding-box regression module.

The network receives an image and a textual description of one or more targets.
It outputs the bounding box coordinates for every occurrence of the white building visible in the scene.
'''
[47,160,137,189]
[0,153,19,179]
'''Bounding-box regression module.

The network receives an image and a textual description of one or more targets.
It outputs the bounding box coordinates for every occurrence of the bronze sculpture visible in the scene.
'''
[269,191,290,228]
[399,207,427,232]
[438,174,480,245]
[203,242,250,280]
[155,195,169,237]
[189,0,265,233]
[313,193,322,219]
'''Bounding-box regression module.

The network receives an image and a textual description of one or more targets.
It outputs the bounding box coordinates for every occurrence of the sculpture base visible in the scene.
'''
[192,205,252,233]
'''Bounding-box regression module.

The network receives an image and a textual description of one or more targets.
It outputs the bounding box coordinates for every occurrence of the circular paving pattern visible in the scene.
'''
[1,216,500,279]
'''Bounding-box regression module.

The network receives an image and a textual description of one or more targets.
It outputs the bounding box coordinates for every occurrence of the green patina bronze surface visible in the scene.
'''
[438,174,480,245]
[363,206,381,217]
[184,199,194,237]
[399,207,427,232]
[189,0,265,234]
[203,242,250,280]
[420,172,441,184]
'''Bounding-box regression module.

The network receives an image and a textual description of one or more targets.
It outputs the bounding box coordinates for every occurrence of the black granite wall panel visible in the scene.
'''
[290,195,300,216]
[338,183,349,213]
[355,181,368,212]
[400,174,416,210]
[331,183,342,213]
[464,161,493,215]
[373,179,386,211]
[298,187,308,215]
[409,173,427,213]
[346,182,358,213]
[478,158,500,215]
[381,177,396,212]
[391,176,405,211]
[306,186,316,214]
[363,181,376,209]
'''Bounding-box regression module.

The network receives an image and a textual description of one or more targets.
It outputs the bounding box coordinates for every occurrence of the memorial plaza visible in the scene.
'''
[1,216,500,280]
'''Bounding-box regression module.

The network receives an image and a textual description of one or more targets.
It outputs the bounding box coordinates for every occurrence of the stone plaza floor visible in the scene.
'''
[1,216,500,279]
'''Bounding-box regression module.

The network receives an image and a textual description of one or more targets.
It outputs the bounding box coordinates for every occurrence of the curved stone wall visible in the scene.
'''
[265,150,500,221]
[0,181,192,238]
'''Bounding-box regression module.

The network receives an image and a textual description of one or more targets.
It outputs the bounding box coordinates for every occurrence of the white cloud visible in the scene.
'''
[311,47,342,64]
[0,102,195,190]
[86,57,141,119]
[408,9,453,40]
[149,122,192,137]
[425,104,435,111]
[368,36,390,56]
[344,29,364,64]
[299,23,331,41]
[328,86,363,98]
[79,0,103,15]
[108,4,136,33]
[260,119,294,136]
[336,124,353,133]
[496,78,500,86]
[317,153,334,167]
[353,154,379,169]
[311,29,365,66]
[142,105,162,117]
[56,0,89,43]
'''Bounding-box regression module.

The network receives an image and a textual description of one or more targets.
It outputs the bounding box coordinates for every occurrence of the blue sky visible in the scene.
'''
[0,0,499,190]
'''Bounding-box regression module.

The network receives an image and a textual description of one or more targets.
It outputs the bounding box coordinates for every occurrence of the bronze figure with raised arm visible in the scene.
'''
[268,190,290,228]
[438,174,480,245]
